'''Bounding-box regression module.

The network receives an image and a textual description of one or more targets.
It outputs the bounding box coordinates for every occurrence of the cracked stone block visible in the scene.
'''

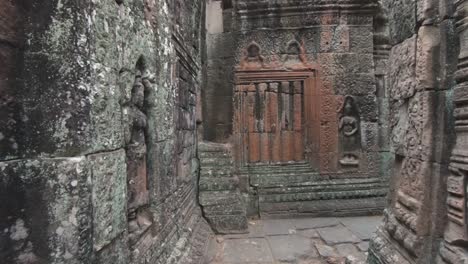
[317,226,361,245]
[89,150,127,251]
[339,216,382,241]
[293,217,340,230]
[298,229,321,239]
[223,238,274,263]
[316,244,340,258]
[335,244,364,258]
[0,158,92,263]
[357,241,370,252]
[247,220,265,238]
[267,235,317,262]
[263,219,297,236]
[95,234,129,264]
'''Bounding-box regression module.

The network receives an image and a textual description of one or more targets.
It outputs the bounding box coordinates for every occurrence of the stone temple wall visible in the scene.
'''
[368,0,467,263]
[201,0,392,223]
[0,0,211,263]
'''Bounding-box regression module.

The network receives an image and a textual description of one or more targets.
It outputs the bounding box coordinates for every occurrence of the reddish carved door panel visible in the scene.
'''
[234,71,317,165]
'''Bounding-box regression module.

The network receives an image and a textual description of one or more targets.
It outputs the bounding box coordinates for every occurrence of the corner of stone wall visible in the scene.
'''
[0,0,213,263]
[368,0,461,262]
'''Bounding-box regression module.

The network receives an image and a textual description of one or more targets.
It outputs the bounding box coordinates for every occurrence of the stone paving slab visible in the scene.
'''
[222,238,274,263]
[297,229,320,239]
[292,217,340,230]
[247,220,265,238]
[262,219,297,236]
[339,216,382,241]
[357,241,370,252]
[335,243,365,259]
[204,216,382,264]
[267,235,317,262]
[315,244,339,258]
[316,225,361,245]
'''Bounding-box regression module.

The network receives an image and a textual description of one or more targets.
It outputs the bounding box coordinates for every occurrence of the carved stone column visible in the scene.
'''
[369,0,456,262]
[437,0,468,262]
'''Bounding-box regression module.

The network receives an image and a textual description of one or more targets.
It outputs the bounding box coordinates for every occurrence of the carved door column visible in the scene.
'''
[438,0,468,262]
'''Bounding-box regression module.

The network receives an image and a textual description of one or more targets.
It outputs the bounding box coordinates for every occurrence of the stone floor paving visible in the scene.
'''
[203,215,382,264]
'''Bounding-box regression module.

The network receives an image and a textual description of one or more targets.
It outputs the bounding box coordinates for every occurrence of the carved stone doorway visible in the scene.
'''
[234,70,319,166]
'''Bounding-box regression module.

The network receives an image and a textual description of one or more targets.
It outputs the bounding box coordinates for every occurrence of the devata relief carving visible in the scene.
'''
[125,59,153,245]
[339,96,361,167]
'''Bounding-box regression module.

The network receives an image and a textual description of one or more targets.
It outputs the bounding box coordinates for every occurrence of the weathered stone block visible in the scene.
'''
[0,158,92,263]
[89,150,127,251]
[199,190,243,207]
[318,53,374,76]
[333,73,377,96]
[205,215,248,234]
[208,33,235,59]
[416,25,441,90]
[356,95,378,122]
[416,0,439,24]
[319,25,350,53]
[361,122,379,152]
[384,0,416,45]
[388,35,417,100]
[95,234,130,264]
[319,152,339,173]
[349,26,374,53]
[21,51,93,156]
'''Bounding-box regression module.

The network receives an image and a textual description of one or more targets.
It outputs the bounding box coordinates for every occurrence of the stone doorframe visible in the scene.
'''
[233,69,322,168]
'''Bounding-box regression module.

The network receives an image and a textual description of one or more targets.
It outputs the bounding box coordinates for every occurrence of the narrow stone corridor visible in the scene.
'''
[203,216,381,264]
[3,0,468,263]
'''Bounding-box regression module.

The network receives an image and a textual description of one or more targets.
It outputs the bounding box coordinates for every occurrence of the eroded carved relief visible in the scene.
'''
[339,96,361,167]
[283,40,307,66]
[436,0,468,262]
[445,163,467,242]
[239,42,265,69]
[439,109,468,263]
[124,57,153,245]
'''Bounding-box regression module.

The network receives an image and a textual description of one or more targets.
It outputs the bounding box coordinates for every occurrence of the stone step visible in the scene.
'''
[243,160,309,168]
[252,175,385,189]
[201,201,246,215]
[240,164,316,175]
[198,142,230,152]
[204,214,248,234]
[199,190,243,207]
[200,157,233,166]
[259,197,387,219]
[198,150,231,158]
[200,167,233,177]
[199,177,238,191]
[246,168,316,176]
[258,188,388,203]
[250,172,321,187]
[258,182,388,195]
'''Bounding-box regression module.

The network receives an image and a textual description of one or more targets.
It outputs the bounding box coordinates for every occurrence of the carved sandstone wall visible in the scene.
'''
[0,1,211,263]
[202,0,391,222]
[369,0,460,263]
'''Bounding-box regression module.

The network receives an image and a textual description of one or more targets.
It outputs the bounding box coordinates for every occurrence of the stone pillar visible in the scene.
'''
[203,0,236,142]
[437,0,468,262]
[373,0,393,181]
[369,0,458,263]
